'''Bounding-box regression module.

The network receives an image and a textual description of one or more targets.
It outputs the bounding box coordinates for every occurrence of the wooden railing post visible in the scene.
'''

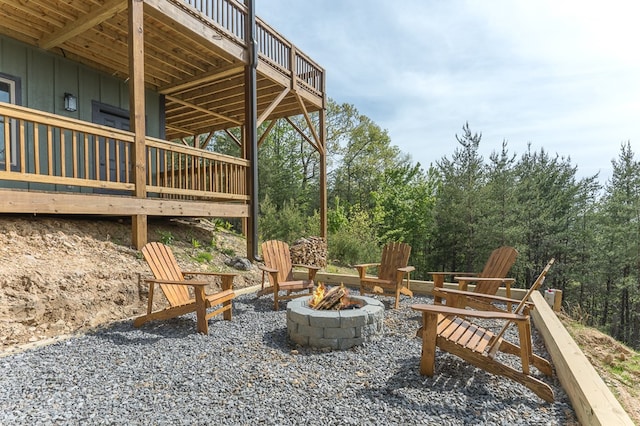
[290,45,297,90]
[129,0,147,249]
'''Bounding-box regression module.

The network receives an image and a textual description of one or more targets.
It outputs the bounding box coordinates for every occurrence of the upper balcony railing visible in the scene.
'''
[0,103,249,201]
[182,0,324,97]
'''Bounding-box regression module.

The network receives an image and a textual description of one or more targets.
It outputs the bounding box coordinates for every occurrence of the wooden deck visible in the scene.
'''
[0,0,327,248]
[0,0,325,135]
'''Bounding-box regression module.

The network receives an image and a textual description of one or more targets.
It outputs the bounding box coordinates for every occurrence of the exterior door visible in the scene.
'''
[92,102,130,183]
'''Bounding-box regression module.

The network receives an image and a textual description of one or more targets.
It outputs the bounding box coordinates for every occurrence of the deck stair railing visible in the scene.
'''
[0,103,248,202]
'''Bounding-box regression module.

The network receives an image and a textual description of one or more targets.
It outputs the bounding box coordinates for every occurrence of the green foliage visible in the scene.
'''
[371,163,437,279]
[595,141,640,344]
[327,197,349,234]
[432,122,487,272]
[327,100,405,210]
[193,251,212,263]
[211,219,235,232]
[159,231,174,245]
[328,204,379,265]
[191,238,201,249]
[220,247,235,257]
[259,195,311,243]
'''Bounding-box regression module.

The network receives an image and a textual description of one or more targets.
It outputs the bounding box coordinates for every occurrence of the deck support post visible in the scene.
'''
[319,107,327,239]
[128,0,147,249]
[244,0,259,261]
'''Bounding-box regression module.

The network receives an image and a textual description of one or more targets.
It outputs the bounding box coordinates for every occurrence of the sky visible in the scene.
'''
[256,0,640,183]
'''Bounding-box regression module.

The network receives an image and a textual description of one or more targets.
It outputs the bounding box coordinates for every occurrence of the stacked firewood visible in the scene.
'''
[290,236,327,267]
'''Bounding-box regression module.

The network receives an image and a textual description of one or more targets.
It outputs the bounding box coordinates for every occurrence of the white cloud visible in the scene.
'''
[257,0,640,182]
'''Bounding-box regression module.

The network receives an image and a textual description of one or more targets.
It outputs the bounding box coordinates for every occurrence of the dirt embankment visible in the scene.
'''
[0,215,260,350]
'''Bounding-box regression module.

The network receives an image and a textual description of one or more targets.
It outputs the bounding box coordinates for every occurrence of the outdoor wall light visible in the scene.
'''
[64,93,77,112]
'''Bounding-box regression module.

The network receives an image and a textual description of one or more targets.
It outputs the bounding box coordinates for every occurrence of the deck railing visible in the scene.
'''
[0,103,249,201]
[182,0,324,96]
[146,137,248,201]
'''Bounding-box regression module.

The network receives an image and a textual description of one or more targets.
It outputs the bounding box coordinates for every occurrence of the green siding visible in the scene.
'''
[0,35,164,193]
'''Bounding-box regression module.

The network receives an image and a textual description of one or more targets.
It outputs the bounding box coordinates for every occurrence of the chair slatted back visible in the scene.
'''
[142,242,190,307]
[378,242,411,282]
[475,246,519,295]
[262,240,294,285]
[489,258,555,352]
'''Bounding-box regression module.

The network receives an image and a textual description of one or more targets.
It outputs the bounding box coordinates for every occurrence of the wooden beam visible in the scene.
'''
[129,0,147,249]
[258,119,277,147]
[257,87,289,126]
[144,0,245,61]
[39,0,127,49]
[224,128,242,147]
[199,131,214,149]
[295,92,321,150]
[166,123,195,136]
[159,64,244,94]
[166,94,242,126]
[319,107,327,239]
[0,190,249,217]
[285,117,317,151]
[530,292,634,425]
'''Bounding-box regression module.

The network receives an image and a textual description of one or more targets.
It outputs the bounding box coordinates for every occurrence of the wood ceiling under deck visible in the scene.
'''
[0,0,325,140]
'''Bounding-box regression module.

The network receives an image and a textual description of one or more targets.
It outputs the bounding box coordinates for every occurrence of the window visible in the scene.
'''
[0,74,19,168]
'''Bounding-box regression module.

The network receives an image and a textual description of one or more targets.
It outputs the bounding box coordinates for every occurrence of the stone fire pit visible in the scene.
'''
[286,295,384,350]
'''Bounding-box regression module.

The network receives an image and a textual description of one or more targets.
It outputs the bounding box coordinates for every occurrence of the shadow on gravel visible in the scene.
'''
[260,328,291,352]
[378,353,545,408]
[89,317,201,346]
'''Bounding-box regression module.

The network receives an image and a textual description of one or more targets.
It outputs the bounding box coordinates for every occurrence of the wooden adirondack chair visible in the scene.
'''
[355,242,415,309]
[133,242,236,334]
[430,246,518,307]
[257,240,319,310]
[412,259,555,402]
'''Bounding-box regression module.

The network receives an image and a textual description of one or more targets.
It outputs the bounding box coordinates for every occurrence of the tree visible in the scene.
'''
[328,101,404,210]
[597,142,640,346]
[371,163,437,279]
[479,140,518,252]
[432,123,486,271]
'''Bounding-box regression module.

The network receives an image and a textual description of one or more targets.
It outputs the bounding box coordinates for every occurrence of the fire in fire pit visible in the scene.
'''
[309,283,361,310]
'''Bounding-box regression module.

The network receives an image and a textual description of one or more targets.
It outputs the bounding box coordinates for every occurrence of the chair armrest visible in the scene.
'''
[430,271,476,290]
[433,287,529,307]
[258,264,278,274]
[354,263,381,270]
[355,263,381,280]
[144,278,207,287]
[182,271,236,290]
[398,266,415,273]
[411,303,527,322]
[454,276,515,284]
[182,271,237,277]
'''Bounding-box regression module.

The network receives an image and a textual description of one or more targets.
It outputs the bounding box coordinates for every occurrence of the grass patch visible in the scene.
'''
[193,251,213,263]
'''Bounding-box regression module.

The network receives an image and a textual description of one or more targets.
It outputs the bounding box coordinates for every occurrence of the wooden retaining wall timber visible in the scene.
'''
[292,272,635,425]
[530,291,634,426]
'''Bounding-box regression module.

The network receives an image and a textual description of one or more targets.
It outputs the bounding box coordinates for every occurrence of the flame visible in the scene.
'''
[309,282,326,308]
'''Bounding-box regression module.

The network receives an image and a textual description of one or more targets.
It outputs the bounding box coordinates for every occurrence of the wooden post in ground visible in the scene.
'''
[128,0,147,249]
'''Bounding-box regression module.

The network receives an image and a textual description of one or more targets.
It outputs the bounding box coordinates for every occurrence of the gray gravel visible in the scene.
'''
[0,293,577,425]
